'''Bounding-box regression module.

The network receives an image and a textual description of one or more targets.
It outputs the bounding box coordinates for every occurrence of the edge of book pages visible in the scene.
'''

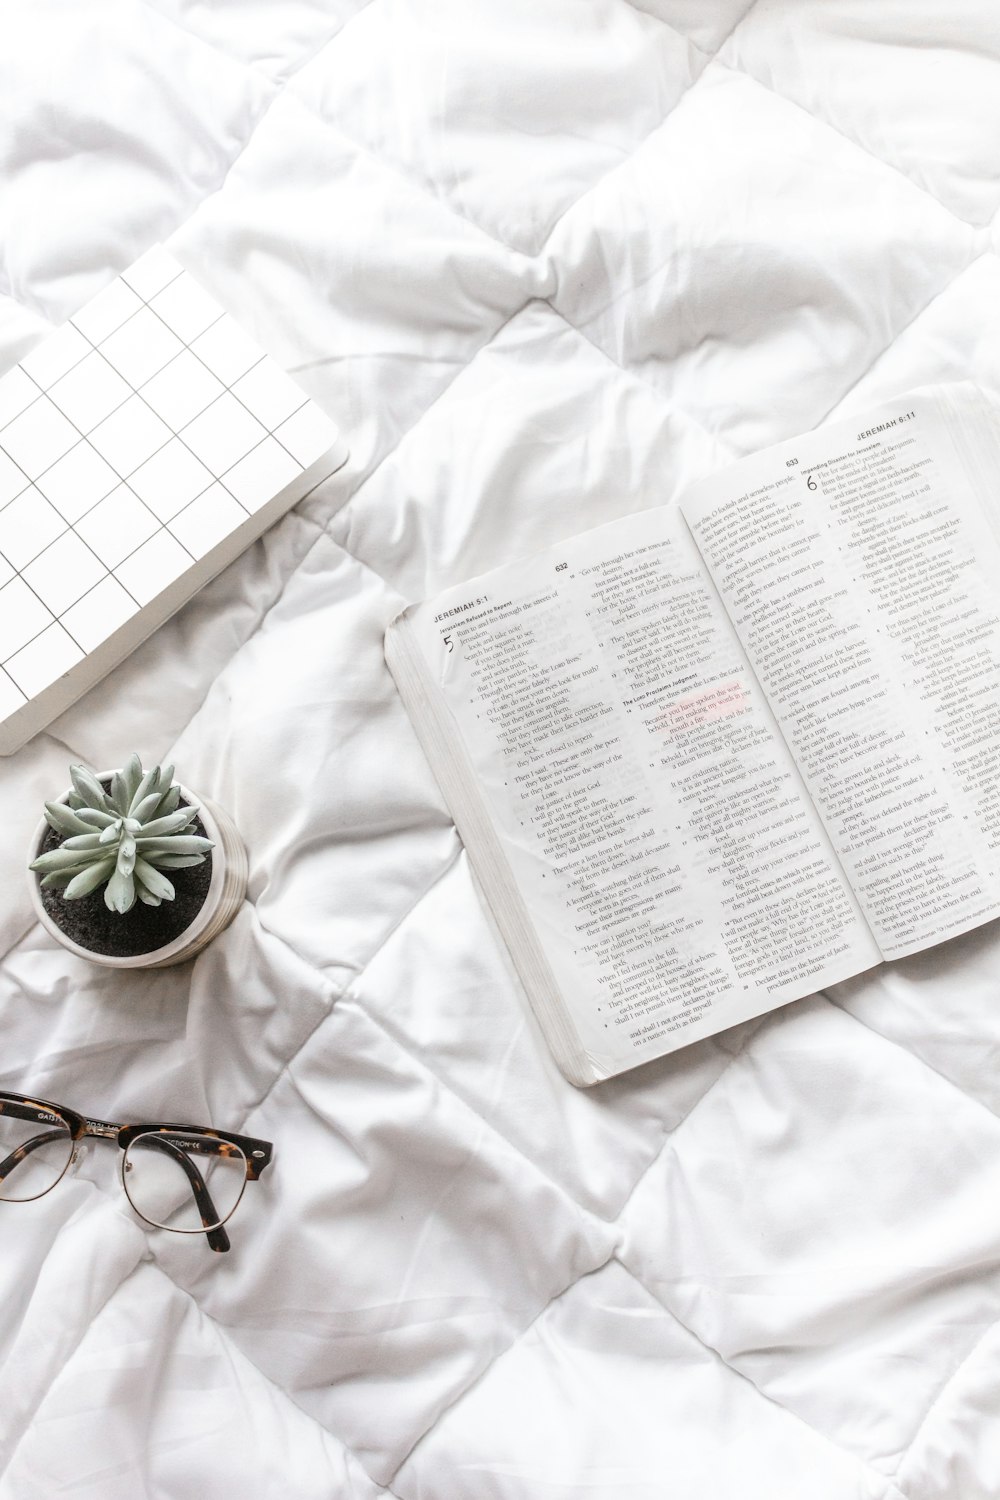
[386,614,599,1087]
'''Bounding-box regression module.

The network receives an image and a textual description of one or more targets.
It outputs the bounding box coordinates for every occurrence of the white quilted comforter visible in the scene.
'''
[4,4,1000,1497]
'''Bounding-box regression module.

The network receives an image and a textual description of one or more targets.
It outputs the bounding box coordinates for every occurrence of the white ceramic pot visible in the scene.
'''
[27,777,248,969]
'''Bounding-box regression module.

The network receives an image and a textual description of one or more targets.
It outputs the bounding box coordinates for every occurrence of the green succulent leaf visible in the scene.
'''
[135,835,214,857]
[121,753,143,804]
[31,846,101,873]
[43,802,96,837]
[70,765,109,811]
[130,792,162,825]
[135,810,198,840]
[156,785,181,817]
[60,832,108,852]
[128,768,158,811]
[105,867,136,913]
[133,857,175,903]
[64,859,117,900]
[74,808,116,829]
[118,835,137,876]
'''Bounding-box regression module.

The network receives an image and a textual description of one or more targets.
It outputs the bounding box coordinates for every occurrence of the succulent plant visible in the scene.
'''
[30,755,214,914]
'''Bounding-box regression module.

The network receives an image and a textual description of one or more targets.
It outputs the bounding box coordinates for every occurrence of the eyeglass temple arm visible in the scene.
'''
[139,1137,231,1253]
[0,1127,69,1184]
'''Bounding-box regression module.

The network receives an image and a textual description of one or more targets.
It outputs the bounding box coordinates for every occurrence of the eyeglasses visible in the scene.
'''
[0,1091,273,1253]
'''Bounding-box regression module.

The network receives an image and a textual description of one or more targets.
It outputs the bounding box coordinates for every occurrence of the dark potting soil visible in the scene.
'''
[37,802,213,958]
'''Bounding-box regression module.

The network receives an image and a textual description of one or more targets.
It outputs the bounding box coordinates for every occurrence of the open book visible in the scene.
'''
[386,382,1000,1086]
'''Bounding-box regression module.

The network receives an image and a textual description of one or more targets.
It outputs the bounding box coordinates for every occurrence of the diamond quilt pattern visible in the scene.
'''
[3,4,1000,1497]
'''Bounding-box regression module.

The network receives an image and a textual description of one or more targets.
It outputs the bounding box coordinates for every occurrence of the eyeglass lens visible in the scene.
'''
[0,1104,75,1202]
[122,1132,248,1233]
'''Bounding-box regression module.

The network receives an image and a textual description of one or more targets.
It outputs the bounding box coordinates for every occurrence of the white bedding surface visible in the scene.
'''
[3,4,1000,1496]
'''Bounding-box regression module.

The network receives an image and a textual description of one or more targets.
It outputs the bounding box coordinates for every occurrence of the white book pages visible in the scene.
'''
[682,383,1000,960]
[388,507,879,1085]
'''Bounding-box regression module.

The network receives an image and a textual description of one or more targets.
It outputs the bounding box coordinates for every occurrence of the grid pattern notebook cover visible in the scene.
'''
[0,247,348,754]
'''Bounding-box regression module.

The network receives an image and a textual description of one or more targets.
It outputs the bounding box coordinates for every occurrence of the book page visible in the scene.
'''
[403,508,878,1080]
[682,384,1000,960]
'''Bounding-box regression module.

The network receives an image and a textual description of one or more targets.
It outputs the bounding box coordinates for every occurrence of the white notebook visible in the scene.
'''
[0,247,348,755]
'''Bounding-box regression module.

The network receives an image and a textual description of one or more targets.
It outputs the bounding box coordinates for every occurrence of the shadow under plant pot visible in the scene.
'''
[28,762,248,969]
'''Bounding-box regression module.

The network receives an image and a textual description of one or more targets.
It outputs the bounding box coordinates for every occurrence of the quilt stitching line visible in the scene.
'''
[610,1013,769,1224]
[822,991,1000,1475]
[277,0,773,269]
[134,0,380,98]
[192,1,988,311]
[893,1313,1000,1489]
[809,249,1000,429]
[244,837,762,1244]
[550,242,980,457]
[0,2,369,324]
[0,87,279,328]
[386,1258,619,1490]
[31,1250,406,1500]
[253,836,464,999]
[612,981,1000,1487]
[135,947,619,1491]
[709,49,999,234]
[132,0,280,88]
[322,297,740,569]
[314,295,552,568]
[344,979,629,1225]
[282,34,723,263]
[623,0,763,68]
[267,815,764,1234]
[0,1204,148,1482]
[526,47,983,274]
[610,1252,912,1500]
[237,904,621,1254]
[310,1001,622,1488]
[135,0,377,91]
[717,45,1000,232]
[281,81,567,260]
[827,985,1000,1136]
[208,848,464,1146]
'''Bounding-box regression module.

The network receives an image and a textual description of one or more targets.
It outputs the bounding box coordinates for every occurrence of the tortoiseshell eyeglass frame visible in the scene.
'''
[0,1091,273,1253]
